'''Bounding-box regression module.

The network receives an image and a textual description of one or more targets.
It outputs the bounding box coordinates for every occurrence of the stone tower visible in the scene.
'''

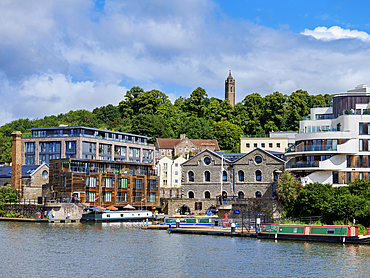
[225,70,235,107]
[11,131,22,195]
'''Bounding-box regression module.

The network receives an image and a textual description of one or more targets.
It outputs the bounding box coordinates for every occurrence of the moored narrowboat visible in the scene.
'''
[258,224,370,244]
[81,208,153,223]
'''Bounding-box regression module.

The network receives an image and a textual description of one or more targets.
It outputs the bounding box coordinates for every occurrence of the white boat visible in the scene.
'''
[80,207,153,222]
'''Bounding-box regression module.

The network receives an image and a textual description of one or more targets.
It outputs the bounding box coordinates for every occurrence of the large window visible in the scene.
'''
[359,123,364,135]
[118,178,128,188]
[82,142,96,156]
[25,142,35,153]
[188,171,194,182]
[148,179,157,189]
[223,171,227,181]
[117,192,127,202]
[86,191,96,202]
[133,192,142,203]
[346,172,351,184]
[102,178,113,188]
[65,141,76,153]
[256,170,262,181]
[135,179,143,189]
[332,171,339,184]
[103,192,112,202]
[147,192,156,203]
[204,191,211,199]
[86,177,97,188]
[238,170,244,181]
[99,144,111,155]
[204,171,210,182]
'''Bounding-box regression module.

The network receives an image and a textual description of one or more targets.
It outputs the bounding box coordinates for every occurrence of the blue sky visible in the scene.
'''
[1,0,370,126]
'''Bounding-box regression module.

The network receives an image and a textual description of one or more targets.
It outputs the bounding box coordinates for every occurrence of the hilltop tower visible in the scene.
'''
[225,70,235,107]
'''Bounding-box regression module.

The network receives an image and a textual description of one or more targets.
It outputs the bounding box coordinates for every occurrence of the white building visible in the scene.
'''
[156,156,187,197]
[286,84,370,186]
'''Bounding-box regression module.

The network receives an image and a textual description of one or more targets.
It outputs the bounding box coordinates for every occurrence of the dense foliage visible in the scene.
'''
[0,86,332,162]
[281,179,370,227]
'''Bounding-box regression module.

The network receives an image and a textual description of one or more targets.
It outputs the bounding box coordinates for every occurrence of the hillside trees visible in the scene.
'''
[0,85,333,162]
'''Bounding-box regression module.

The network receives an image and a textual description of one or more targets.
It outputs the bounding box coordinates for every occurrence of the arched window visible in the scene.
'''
[238,191,244,199]
[204,191,211,199]
[238,170,244,181]
[273,170,280,181]
[204,171,210,182]
[255,191,262,198]
[255,156,262,164]
[223,171,227,181]
[188,191,194,198]
[256,170,262,181]
[188,171,194,182]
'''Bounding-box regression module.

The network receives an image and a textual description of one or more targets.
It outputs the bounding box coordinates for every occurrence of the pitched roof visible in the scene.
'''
[0,165,43,179]
[156,138,182,149]
[187,139,220,150]
[156,138,220,151]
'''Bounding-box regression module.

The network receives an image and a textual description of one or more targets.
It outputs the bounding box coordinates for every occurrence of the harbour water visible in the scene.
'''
[1,221,370,277]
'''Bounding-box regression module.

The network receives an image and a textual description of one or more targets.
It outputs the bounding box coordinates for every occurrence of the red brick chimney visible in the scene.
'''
[11,131,22,195]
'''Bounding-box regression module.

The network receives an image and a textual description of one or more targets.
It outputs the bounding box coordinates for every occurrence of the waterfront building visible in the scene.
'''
[286,84,370,185]
[225,70,235,107]
[155,134,219,159]
[49,158,160,209]
[240,131,297,154]
[22,125,155,165]
[0,164,49,199]
[181,148,284,200]
[156,156,187,198]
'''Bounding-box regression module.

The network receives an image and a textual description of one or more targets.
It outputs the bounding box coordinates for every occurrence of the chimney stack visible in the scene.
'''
[11,131,22,195]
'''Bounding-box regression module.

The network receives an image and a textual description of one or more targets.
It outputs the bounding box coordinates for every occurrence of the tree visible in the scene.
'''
[260,91,287,132]
[213,120,243,150]
[184,87,209,118]
[276,171,302,214]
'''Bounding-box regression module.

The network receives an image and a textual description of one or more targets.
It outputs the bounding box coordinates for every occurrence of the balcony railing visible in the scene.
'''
[286,161,319,169]
[296,144,337,152]
[23,133,154,146]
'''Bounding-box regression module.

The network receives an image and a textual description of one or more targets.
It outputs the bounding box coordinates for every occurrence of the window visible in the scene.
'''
[223,171,227,181]
[238,191,244,199]
[347,155,351,168]
[204,171,210,182]
[269,143,273,148]
[133,192,142,203]
[255,156,262,164]
[135,179,143,189]
[163,180,167,186]
[332,171,339,184]
[163,163,168,169]
[346,172,351,184]
[261,143,265,148]
[175,179,178,184]
[238,170,244,181]
[25,143,35,153]
[256,170,262,181]
[118,178,128,188]
[82,142,96,154]
[86,177,97,188]
[102,178,113,188]
[188,171,194,182]
[163,171,168,178]
[117,192,127,202]
[255,191,262,198]
[359,123,364,135]
[360,155,363,167]
[254,143,257,148]
[246,143,250,148]
[65,141,76,153]
[188,191,194,198]
[86,191,96,202]
[175,163,178,167]
[360,139,364,151]
[148,179,157,189]
[147,192,156,203]
[273,171,280,181]
[277,143,281,148]
[204,191,211,199]
[42,170,48,179]
[175,171,178,175]
[360,172,364,180]
[204,157,211,165]
[103,192,112,203]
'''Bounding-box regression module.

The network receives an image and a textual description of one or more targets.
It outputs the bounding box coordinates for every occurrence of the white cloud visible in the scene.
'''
[301,26,370,41]
[2,2,370,126]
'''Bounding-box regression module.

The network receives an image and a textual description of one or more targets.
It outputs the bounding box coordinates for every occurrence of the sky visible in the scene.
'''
[2,0,370,126]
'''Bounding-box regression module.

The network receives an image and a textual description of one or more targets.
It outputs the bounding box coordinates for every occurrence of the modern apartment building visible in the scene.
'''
[286,84,370,186]
[157,156,186,187]
[49,158,160,209]
[22,126,155,165]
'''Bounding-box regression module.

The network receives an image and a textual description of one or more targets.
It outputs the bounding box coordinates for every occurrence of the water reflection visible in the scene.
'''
[1,222,370,277]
